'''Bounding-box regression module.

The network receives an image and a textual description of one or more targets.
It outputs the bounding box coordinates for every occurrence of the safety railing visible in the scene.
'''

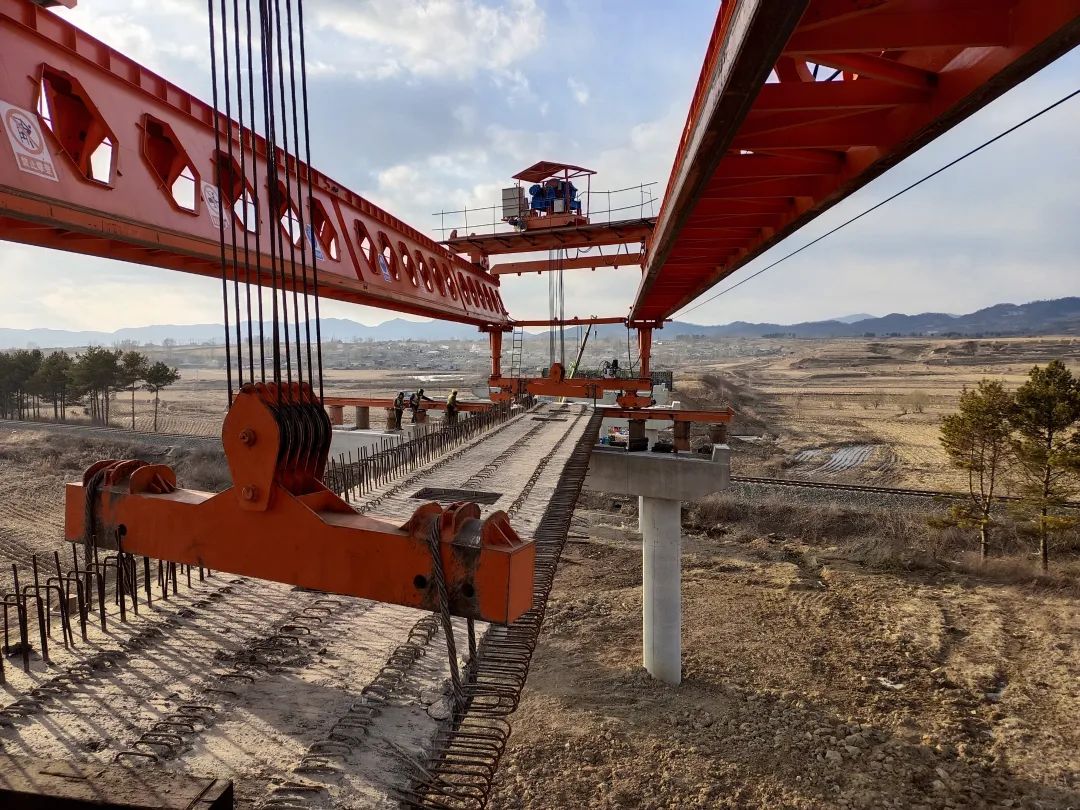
[323,401,526,502]
[433,182,659,240]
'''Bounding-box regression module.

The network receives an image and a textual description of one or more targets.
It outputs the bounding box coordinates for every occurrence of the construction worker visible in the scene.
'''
[392,391,405,430]
[411,387,434,423]
[446,389,459,424]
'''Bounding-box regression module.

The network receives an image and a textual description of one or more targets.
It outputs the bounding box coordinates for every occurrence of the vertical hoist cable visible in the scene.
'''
[296,0,325,400]
[207,0,234,403]
[285,0,315,393]
[243,0,266,381]
[230,0,256,384]
[217,0,245,387]
[272,0,303,388]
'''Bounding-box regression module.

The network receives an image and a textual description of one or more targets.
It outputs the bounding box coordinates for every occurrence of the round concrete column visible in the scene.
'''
[641,495,681,685]
[354,406,370,430]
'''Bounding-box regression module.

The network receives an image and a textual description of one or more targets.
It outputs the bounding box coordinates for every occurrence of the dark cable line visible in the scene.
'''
[206,0,234,404]
[674,86,1080,320]
[244,0,266,381]
[296,0,325,400]
[257,0,283,389]
[285,0,315,393]
[272,0,303,388]
[218,0,245,388]
[231,0,255,384]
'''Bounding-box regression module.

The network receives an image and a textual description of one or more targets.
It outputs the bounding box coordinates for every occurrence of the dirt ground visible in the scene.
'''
[3,336,1079,807]
[490,502,1080,809]
[675,336,1080,490]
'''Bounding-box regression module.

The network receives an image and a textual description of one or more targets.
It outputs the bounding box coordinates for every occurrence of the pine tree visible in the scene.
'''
[120,351,150,430]
[1008,361,1080,571]
[143,362,181,432]
[940,380,1013,558]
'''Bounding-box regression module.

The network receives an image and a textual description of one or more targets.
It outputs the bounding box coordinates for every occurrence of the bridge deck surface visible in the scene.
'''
[0,403,594,807]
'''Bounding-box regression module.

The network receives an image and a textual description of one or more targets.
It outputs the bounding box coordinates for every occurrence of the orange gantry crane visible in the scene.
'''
[1,0,1078,626]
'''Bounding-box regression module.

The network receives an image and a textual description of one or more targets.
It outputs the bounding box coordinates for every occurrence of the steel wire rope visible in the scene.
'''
[673,86,1080,321]
[285,0,316,393]
[257,0,286,389]
[243,0,266,380]
[206,0,235,402]
[272,0,305,387]
[297,0,326,398]
[230,0,256,383]
[217,0,245,387]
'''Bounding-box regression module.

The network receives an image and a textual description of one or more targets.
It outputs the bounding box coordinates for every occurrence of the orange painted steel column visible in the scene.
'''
[637,327,653,378]
[490,331,504,378]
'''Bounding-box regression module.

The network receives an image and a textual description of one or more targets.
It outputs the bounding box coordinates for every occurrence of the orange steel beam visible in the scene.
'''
[0,0,508,327]
[634,0,1080,322]
[322,396,493,413]
[489,374,655,408]
[444,218,654,260]
[66,383,534,625]
[509,316,632,328]
[490,251,641,275]
[598,406,734,424]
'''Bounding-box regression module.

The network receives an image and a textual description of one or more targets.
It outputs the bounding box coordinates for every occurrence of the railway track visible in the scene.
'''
[731,475,1080,509]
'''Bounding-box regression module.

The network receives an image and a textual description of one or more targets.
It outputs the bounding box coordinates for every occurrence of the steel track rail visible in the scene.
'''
[400,408,603,809]
[731,475,1080,509]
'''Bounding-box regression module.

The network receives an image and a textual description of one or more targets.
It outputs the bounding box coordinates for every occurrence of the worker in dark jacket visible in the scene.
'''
[392,391,405,430]
[411,387,433,424]
[446,389,459,424]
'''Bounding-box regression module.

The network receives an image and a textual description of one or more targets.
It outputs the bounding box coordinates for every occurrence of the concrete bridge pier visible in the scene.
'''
[585,445,730,685]
[354,406,370,430]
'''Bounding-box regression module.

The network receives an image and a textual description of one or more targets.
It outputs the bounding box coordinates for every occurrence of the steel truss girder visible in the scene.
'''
[634,0,1080,322]
[0,0,507,327]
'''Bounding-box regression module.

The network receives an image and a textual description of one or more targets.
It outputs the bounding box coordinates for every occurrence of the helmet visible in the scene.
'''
[452,389,458,394]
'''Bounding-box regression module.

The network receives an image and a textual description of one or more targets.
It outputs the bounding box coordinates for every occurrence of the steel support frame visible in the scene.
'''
[0,0,507,326]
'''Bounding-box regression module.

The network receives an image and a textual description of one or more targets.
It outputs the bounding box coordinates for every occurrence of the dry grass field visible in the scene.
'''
[0,335,1078,807]
[676,336,1080,490]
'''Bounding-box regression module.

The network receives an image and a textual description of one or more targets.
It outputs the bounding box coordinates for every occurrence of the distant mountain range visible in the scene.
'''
[1,298,1077,349]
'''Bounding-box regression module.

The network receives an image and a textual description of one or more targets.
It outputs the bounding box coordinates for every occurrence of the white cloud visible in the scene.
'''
[567,77,590,106]
[312,0,544,81]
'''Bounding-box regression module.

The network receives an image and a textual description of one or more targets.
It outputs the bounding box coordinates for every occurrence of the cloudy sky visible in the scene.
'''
[1,1,1077,331]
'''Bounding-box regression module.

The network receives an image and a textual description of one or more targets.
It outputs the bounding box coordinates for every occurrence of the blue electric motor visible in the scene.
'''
[527,180,582,214]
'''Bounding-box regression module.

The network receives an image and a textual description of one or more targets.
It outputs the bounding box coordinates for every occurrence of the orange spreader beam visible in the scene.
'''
[0,0,508,327]
[65,383,534,625]
[635,0,1080,321]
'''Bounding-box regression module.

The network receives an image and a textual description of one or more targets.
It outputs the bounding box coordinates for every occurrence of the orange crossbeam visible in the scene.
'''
[322,396,493,413]
[64,383,534,624]
[490,252,641,275]
[510,316,630,328]
[0,0,507,326]
[598,406,734,424]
